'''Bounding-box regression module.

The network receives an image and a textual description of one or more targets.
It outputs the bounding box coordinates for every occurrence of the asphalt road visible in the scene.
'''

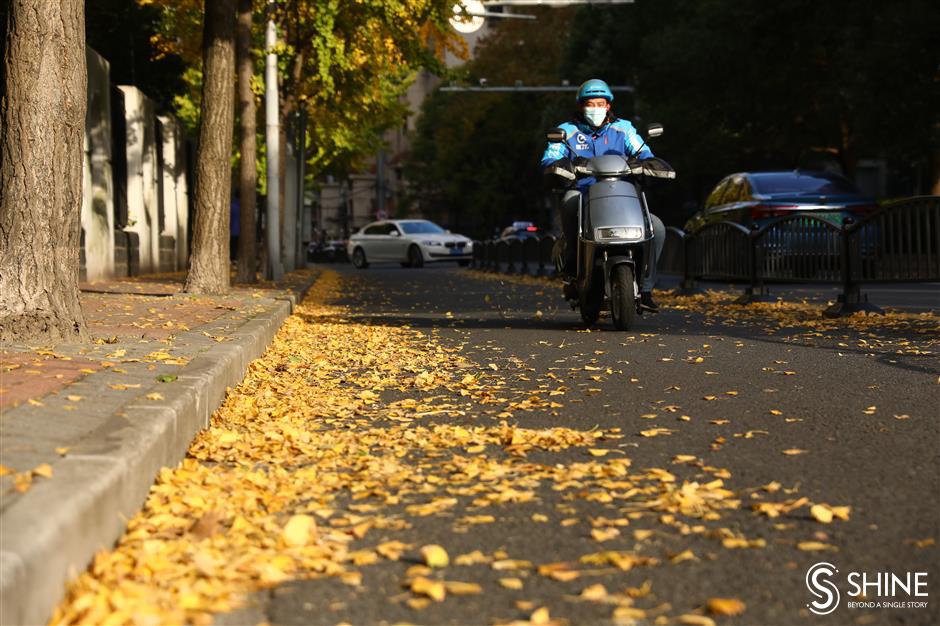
[239,265,939,626]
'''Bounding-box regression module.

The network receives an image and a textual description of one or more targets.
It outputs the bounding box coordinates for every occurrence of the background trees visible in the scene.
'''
[184,0,237,294]
[406,0,940,232]
[405,7,576,238]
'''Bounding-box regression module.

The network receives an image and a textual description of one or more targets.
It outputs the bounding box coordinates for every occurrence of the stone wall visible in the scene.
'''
[77,47,191,281]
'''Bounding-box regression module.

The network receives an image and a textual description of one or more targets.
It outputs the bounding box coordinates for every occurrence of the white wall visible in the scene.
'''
[157,115,189,271]
[81,48,115,281]
[119,86,160,274]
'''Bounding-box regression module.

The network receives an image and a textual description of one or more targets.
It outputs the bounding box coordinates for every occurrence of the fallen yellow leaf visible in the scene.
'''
[530,607,551,625]
[798,541,837,551]
[444,581,482,595]
[707,597,746,616]
[411,576,446,601]
[281,514,316,547]
[420,544,450,568]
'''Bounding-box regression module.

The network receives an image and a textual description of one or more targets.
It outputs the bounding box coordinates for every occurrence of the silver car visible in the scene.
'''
[347,219,473,269]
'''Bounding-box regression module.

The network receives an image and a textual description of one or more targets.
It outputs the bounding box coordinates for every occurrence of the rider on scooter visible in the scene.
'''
[541,78,665,311]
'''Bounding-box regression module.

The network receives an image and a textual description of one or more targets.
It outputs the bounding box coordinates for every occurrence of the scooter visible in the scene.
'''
[545,125,674,330]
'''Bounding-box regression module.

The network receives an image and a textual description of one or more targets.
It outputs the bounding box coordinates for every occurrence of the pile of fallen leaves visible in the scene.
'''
[52,270,851,625]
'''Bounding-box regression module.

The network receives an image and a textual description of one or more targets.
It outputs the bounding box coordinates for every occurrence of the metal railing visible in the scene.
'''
[663,196,940,315]
[471,236,558,277]
[466,197,938,316]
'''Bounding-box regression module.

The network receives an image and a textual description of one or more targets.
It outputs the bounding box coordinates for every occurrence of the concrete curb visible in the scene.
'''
[0,281,313,626]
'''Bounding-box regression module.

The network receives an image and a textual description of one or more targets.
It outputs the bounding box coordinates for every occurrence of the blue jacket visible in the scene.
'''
[541,118,653,188]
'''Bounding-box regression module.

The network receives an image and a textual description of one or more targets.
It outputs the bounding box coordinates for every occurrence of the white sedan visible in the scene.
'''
[347,220,473,269]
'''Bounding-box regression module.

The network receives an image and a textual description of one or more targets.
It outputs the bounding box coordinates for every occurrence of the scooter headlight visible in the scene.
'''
[595,226,644,241]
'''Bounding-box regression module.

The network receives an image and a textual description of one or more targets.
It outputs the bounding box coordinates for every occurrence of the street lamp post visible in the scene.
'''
[264,0,283,280]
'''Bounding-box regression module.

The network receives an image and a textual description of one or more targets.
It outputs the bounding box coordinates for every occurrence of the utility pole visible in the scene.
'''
[296,109,306,265]
[264,0,283,280]
[375,149,386,220]
[340,182,350,239]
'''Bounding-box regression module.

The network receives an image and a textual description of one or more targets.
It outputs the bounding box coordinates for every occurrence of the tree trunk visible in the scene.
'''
[0,0,88,343]
[185,0,236,294]
[839,118,858,180]
[931,146,940,196]
[235,0,257,283]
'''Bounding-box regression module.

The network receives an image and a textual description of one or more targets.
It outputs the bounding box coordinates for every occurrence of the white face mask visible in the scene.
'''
[584,106,607,127]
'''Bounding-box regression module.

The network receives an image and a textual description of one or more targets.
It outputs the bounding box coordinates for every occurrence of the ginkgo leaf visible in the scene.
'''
[798,541,838,551]
[444,581,482,595]
[411,576,446,601]
[706,598,746,616]
[281,515,316,547]
[420,544,449,568]
[640,428,674,437]
[530,607,551,625]
[591,528,620,542]
[579,584,607,601]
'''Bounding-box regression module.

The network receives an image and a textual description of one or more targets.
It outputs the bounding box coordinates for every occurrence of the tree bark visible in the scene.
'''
[931,146,940,196]
[185,0,236,294]
[839,118,858,180]
[235,0,257,283]
[0,0,88,343]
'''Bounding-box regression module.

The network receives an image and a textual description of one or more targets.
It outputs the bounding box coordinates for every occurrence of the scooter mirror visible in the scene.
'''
[647,123,664,138]
[546,128,567,143]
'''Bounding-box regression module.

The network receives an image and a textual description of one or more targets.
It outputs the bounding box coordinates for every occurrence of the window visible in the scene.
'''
[399,221,446,235]
[705,178,731,210]
[723,177,745,204]
[363,223,384,235]
[751,173,860,195]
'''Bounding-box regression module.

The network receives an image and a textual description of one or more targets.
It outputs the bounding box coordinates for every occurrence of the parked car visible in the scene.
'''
[306,239,347,263]
[347,219,473,269]
[500,221,541,241]
[684,170,876,232]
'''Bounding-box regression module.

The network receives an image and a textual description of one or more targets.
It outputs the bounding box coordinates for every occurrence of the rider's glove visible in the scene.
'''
[546,157,576,182]
[572,156,590,168]
[552,157,573,171]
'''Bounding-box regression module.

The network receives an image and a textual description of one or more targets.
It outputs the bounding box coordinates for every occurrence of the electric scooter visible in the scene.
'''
[545,125,674,330]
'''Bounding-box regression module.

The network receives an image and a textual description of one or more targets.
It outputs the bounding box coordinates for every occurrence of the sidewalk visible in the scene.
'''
[0,269,319,626]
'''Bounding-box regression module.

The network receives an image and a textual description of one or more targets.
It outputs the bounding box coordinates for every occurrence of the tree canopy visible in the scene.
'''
[142,0,461,176]
[406,0,940,230]
[404,7,577,238]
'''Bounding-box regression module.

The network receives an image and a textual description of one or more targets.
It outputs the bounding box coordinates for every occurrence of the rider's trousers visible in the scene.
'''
[559,189,665,292]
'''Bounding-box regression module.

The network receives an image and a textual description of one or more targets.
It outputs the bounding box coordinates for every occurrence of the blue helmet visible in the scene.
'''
[576,79,613,103]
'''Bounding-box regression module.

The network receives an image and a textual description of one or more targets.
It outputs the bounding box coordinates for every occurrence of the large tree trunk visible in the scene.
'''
[0,0,88,343]
[931,146,940,196]
[185,0,236,294]
[235,0,257,283]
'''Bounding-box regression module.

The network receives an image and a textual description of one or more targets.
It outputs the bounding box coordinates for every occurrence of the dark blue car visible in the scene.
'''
[684,170,877,232]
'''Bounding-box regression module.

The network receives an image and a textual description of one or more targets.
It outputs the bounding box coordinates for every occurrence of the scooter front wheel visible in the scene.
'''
[610,264,637,330]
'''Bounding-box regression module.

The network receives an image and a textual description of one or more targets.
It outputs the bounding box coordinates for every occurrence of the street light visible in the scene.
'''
[449,0,634,33]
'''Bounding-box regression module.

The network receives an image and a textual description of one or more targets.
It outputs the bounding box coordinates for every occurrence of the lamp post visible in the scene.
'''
[264,0,283,279]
